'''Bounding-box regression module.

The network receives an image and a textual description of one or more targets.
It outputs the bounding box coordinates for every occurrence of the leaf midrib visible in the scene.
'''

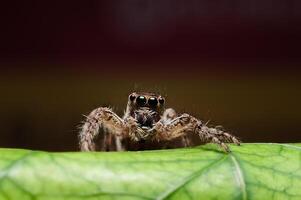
[155,155,227,200]
[230,154,247,200]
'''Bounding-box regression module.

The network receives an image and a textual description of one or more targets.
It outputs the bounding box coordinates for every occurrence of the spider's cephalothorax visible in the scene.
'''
[79,92,240,152]
[124,92,164,129]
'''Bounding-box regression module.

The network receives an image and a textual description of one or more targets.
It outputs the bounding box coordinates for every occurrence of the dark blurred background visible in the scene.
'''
[0,1,300,151]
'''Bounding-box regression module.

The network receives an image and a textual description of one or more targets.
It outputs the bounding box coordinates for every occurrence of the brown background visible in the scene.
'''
[0,1,301,151]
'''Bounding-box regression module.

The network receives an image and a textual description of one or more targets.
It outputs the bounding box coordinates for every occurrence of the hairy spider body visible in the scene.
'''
[79,92,240,152]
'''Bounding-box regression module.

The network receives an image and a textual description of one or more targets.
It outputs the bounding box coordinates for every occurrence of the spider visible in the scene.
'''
[79,92,240,152]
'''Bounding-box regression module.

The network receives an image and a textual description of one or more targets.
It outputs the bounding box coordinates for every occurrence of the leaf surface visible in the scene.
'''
[0,143,300,200]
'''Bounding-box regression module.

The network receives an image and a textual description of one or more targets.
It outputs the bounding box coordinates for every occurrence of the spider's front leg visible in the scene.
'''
[79,107,125,151]
[152,113,240,152]
[161,108,191,147]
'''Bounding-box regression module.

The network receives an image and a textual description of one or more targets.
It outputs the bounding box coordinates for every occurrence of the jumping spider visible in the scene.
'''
[79,92,240,152]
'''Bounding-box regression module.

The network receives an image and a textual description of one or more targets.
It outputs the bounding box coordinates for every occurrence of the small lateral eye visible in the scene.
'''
[129,94,136,101]
[159,97,165,105]
[136,96,146,106]
[148,97,158,107]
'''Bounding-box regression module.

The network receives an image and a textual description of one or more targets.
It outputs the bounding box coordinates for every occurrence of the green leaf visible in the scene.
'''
[0,143,300,200]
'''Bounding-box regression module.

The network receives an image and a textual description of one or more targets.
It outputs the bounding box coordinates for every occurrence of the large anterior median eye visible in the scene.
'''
[136,96,146,106]
[148,97,158,107]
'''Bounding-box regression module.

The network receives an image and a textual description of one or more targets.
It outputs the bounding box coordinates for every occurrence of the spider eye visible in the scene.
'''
[148,97,158,107]
[136,96,146,106]
[159,97,165,105]
[129,94,136,101]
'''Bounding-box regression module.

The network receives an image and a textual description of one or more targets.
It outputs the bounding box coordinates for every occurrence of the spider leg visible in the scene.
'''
[197,125,240,152]
[151,113,240,152]
[161,108,191,147]
[124,116,150,142]
[212,126,241,144]
[79,107,125,151]
[162,108,177,123]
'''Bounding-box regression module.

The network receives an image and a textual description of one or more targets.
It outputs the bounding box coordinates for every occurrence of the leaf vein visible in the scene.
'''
[155,155,227,200]
[230,154,247,200]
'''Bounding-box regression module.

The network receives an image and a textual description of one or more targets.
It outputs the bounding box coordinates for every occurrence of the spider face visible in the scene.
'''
[127,92,165,130]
